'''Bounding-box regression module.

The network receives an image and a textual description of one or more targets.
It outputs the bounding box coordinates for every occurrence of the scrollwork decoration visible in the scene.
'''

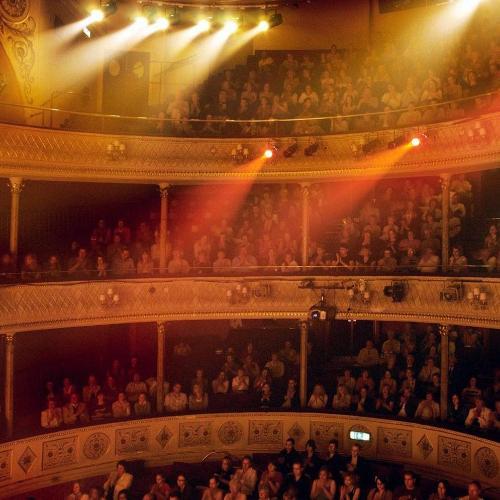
[0,0,35,103]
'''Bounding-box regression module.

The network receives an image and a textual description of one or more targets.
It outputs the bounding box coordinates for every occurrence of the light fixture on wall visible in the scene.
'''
[467,286,488,309]
[383,281,406,302]
[107,140,126,160]
[99,288,120,306]
[231,144,249,163]
[226,283,250,304]
[346,279,370,304]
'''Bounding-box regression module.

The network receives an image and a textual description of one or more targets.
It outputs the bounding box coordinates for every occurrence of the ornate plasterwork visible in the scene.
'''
[17,446,36,474]
[0,276,499,334]
[310,421,344,449]
[179,422,212,447]
[474,447,499,479]
[83,432,110,460]
[248,420,283,445]
[116,426,149,454]
[0,449,12,481]
[438,436,471,473]
[377,427,412,457]
[0,0,36,103]
[218,421,244,445]
[0,113,498,183]
[42,436,78,470]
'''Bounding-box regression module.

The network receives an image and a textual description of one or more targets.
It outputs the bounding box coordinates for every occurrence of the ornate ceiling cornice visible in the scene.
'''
[0,112,498,184]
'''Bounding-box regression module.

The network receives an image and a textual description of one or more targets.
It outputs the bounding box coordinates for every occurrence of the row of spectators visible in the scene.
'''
[67,453,488,500]
[40,323,499,434]
[149,6,499,137]
[3,176,498,281]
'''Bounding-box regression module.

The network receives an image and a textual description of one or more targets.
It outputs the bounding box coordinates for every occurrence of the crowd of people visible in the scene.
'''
[40,321,499,436]
[146,8,499,138]
[2,175,498,282]
[65,453,490,500]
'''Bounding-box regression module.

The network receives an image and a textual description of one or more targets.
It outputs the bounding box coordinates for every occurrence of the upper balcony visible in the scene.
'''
[0,95,498,184]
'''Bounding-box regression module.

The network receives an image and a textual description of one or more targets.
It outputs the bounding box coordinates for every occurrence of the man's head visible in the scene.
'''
[403,471,416,490]
[467,481,481,500]
[286,438,295,452]
[292,461,303,478]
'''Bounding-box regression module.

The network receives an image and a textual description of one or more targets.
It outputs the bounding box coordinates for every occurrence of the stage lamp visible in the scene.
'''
[263,148,273,159]
[410,136,421,147]
[224,20,238,34]
[156,17,170,30]
[283,139,298,158]
[89,9,105,22]
[134,15,149,27]
[257,20,270,32]
[304,140,319,156]
[268,12,283,28]
[197,19,211,32]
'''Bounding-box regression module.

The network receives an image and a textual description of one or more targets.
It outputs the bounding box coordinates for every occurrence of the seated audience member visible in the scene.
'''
[379,370,397,395]
[224,480,247,500]
[103,461,133,500]
[265,353,286,380]
[308,384,328,409]
[233,455,258,496]
[202,477,224,500]
[41,398,63,428]
[418,357,440,384]
[278,438,301,475]
[125,373,147,404]
[396,388,418,418]
[176,473,195,500]
[394,471,423,500]
[377,248,398,273]
[325,439,343,481]
[461,376,482,408]
[281,378,300,409]
[137,250,154,275]
[212,371,230,394]
[150,473,171,500]
[91,392,111,421]
[344,444,369,483]
[232,368,250,393]
[283,462,311,500]
[213,250,232,273]
[82,374,101,404]
[311,466,336,500]
[449,246,468,274]
[382,329,401,357]
[134,392,151,416]
[103,376,119,405]
[254,368,273,392]
[259,383,275,409]
[112,247,136,276]
[189,383,208,411]
[376,385,395,415]
[415,392,440,421]
[465,398,493,429]
[61,377,77,404]
[191,368,209,393]
[339,472,361,500]
[302,439,322,479]
[355,370,375,395]
[68,248,91,278]
[332,384,352,411]
[259,461,283,499]
[367,476,393,500]
[63,393,89,425]
[357,340,380,367]
[448,393,467,425]
[66,481,83,500]
[164,383,188,413]
[168,249,190,274]
[458,480,483,500]
[417,248,440,273]
[428,480,452,500]
[258,486,271,500]
[215,456,234,493]
[112,392,131,418]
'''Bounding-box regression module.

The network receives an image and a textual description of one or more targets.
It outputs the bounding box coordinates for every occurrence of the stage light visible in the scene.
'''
[224,20,238,34]
[83,26,92,38]
[283,139,298,157]
[304,140,319,156]
[134,15,149,27]
[257,20,270,32]
[410,137,421,147]
[197,19,211,32]
[268,12,283,28]
[90,9,105,22]
[156,17,170,30]
[264,148,273,159]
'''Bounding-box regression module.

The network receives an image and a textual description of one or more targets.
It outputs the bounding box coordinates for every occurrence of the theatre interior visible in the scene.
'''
[0,0,499,499]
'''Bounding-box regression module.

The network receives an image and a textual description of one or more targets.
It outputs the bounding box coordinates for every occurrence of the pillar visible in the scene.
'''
[156,322,166,413]
[301,183,310,268]
[4,334,15,438]
[299,321,309,407]
[439,324,449,421]
[159,183,170,274]
[8,177,24,258]
[441,174,451,272]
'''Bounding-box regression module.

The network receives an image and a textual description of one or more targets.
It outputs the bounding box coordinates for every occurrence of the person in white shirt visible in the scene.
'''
[41,399,63,429]
[164,383,188,413]
[103,461,133,500]
[465,398,493,429]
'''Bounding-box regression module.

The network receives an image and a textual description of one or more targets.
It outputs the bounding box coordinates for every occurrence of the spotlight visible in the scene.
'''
[410,137,421,147]
[283,139,298,158]
[224,20,238,34]
[383,281,406,302]
[304,140,319,156]
[264,148,273,159]
[156,17,170,30]
[134,15,149,27]
[197,19,211,32]
[268,12,283,28]
[410,133,427,147]
[257,20,270,32]
[89,9,105,22]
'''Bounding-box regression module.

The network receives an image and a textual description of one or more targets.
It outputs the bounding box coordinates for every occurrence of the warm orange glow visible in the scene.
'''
[411,137,421,147]
[264,149,273,159]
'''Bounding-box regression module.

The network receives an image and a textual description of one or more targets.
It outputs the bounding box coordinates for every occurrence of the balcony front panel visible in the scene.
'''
[0,276,499,334]
[0,113,498,184]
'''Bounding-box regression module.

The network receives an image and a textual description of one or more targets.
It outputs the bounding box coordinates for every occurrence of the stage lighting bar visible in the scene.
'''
[83,1,117,38]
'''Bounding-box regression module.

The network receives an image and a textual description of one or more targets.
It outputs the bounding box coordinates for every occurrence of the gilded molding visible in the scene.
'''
[0,113,498,183]
[0,0,36,103]
[0,276,499,334]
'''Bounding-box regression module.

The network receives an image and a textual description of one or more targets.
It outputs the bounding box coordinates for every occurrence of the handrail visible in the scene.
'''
[0,90,498,130]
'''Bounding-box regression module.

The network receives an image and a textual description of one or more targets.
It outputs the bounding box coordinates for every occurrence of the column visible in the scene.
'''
[440,174,451,272]
[156,322,166,413]
[439,324,449,421]
[4,334,15,438]
[159,183,170,274]
[301,183,310,268]
[8,177,24,258]
[299,321,309,407]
